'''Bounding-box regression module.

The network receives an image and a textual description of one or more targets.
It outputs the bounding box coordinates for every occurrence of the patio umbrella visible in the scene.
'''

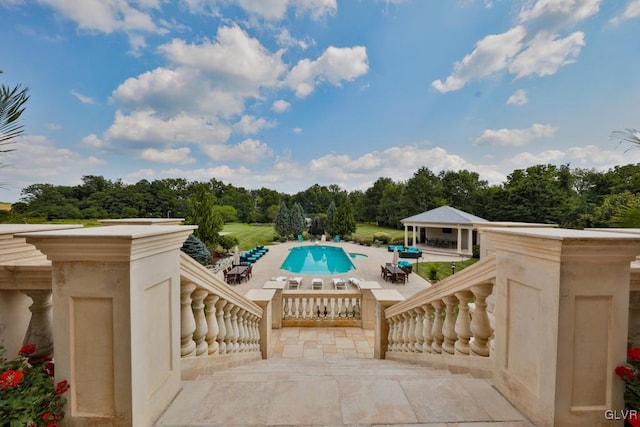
[392,247,399,265]
[233,245,240,266]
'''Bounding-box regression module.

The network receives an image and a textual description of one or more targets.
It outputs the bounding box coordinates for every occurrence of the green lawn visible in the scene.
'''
[221,223,277,250]
[414,258,479,282]
[351,223,405,242]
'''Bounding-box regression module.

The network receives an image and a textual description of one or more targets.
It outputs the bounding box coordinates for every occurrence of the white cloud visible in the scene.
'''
[286,45,369,97]
[70,90,94,104]
[509,31,585,79]
[232,115,276,134]
[276,28,309,49]
[140,147,195,164]
[507,89,528,105]
[610,0,640,25]
[293,127,303,133]
[226,0,337,20]
[473,123,558,146]
[33,0,168,51]
[159,25,286,88]
[519,0,601,25]
[198,138,273,162]
[273,99,291,112]
[81,133,109,148]
[104,109,231,145]
[432,26,526,93]
[1,135,106,197]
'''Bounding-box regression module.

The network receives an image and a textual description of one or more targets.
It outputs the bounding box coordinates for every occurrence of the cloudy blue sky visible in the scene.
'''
[1,0,639,202]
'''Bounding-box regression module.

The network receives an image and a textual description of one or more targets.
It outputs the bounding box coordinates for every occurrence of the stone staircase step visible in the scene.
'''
[158,357,528,426]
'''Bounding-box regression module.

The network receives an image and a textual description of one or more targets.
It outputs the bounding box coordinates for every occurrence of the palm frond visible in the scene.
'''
[611,128,640,152]
[0,84,30,149]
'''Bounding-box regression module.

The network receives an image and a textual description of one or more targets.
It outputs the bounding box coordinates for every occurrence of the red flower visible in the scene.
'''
[628,348,640,361]
[44,361,55,377]
[616,366,635,381]
[47,422,57,427]
[55,380,70,395]
[0,369,24,389]
[19,343,36,355]
[630,415,640,427]
[42,413,53,420]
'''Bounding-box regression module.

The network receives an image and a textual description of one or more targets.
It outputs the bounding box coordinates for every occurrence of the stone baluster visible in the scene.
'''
[287,297,293,319]
[402,312,411,352]
[388,316,397,351]
[346,298,353,318]
[305,297,313,318]
[204,295,220,355]
[250,314,258,351]
[21,290,54,363]
[422,303,433,353]
[242,310,252,352]
[470,283,493,357]
[454,290,473,355]
[293,298,300,319]
[300,298,307,319]
[395,315,404,352]
[191,288,209,356]
[231,306,241,353]
[180,282,197,357]
[235,309,245,352]
[431,300,444,354]
[215,299,228,354]
[355,298,361,318]
[336,298,343,318]
[322,298,328,318]
[407,310,417,352]
[442,295,458,355]
[329,298,336,319]
[413,307,424,353]
[223,302,234,354]
[386,318,394,352]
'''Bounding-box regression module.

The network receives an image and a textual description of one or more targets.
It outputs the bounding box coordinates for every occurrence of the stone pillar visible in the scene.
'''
[371,289,405,359]
[262,280,286,329]
[404,225,408,247]
[457,227,462,254]
[486,227,640,427]
[246,289,275,359]
[359,281,382,330]
[20,225,195,427]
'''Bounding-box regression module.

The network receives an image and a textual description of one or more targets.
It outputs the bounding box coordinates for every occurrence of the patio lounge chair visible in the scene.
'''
[311,278,324,290]
[332,278,347,290]
[348,277,365,290]
[333,235,340,242]
[288,277,302,289]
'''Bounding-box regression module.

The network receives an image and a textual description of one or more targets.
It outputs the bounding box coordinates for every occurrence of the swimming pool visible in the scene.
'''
[280,245,356,274]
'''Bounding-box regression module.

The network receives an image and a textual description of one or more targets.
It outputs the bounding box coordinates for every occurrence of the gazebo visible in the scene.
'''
[400,206,488,256]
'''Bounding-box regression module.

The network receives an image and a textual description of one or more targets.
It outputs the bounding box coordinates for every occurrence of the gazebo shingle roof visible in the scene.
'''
[401,206,487,225]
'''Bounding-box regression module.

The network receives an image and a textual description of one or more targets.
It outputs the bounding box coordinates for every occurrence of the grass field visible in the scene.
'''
[414,258,478,281]
[351,223,404,242]
[0,202,11,212]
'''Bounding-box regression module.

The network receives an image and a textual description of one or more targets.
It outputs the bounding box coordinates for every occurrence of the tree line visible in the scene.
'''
[6,162,640,231]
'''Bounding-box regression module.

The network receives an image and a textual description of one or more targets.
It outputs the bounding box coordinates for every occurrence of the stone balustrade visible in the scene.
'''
[281,290,362,326]
[179,253,264,371]
[383,256,496,373]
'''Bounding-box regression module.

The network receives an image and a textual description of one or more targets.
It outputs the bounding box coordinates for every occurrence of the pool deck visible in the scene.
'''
[215,240,469,299]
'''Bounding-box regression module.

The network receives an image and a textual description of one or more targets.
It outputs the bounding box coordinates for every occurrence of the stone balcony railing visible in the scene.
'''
[281,290,362,327]
[383,256,496,375]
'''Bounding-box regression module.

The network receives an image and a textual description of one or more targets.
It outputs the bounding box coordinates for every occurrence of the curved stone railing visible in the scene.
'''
[281,290,362,326]
[179,252,264,376]
[383,256,496,373]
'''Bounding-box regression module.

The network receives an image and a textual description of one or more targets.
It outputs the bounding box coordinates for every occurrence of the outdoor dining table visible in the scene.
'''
[226,265,249,284]
[385,264,407,284]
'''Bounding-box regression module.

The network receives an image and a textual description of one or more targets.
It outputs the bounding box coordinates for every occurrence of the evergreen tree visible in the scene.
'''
[326,201,336,235]
[180,234,211,266]
[290,202,306,237]
[187,183,223,245]
[274,202,290,238]
[332,200,356,238]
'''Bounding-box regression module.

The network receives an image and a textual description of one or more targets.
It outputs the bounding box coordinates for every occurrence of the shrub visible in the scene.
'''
[428,266,439,281]
[372,232,392,244]
[180,234,211,266]
[218,234,239,252]
[472,244,480,259]
[0,344,70,426]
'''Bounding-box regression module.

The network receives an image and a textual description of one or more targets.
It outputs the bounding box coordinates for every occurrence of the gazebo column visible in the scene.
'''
[412,225,417,247]
[404,225,409,247]
[467,228,474,255]
[457,227,462,254]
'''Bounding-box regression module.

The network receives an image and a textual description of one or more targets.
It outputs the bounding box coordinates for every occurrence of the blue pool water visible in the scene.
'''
[281,245,356,274]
